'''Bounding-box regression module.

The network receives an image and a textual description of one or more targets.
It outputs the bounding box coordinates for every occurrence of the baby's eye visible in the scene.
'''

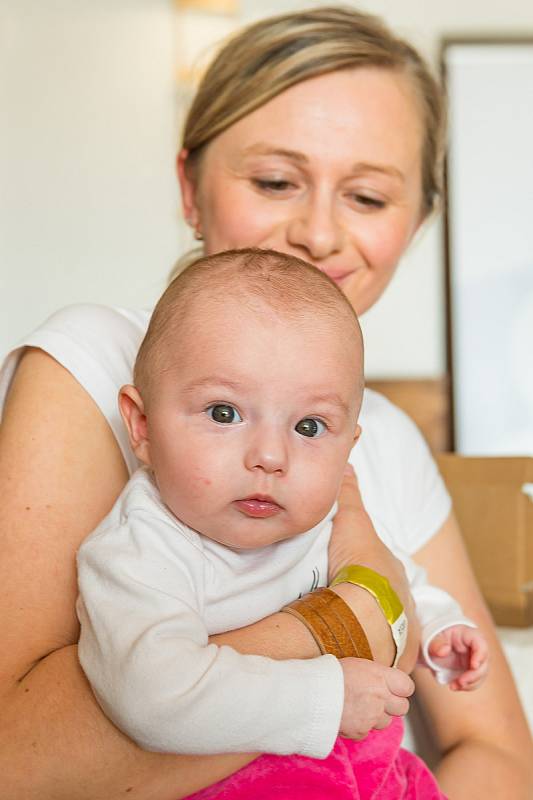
[295,418,326,438]
[206,404,242,424]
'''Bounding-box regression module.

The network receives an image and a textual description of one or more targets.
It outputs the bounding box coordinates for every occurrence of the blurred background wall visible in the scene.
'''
[2,0,533,382]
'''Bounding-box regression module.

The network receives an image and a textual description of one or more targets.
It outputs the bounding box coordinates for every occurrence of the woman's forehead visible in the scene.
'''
[204,68,424,171]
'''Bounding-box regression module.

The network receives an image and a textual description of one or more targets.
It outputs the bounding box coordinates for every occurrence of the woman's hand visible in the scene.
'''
[328,465,419,672]
[328,466,403,585]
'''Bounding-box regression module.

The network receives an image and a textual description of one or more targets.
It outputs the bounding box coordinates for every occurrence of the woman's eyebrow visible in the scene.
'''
[349,162,405,181]
[241,144,308,163]
[240,146,404,181]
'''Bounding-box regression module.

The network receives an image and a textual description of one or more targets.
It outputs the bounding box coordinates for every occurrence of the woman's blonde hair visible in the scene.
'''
[182,6,445,217]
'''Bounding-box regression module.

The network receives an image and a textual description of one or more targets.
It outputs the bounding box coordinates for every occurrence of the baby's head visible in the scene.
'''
[120,248,364,549]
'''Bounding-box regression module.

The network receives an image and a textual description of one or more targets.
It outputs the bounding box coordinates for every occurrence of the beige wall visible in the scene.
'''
[1,0,184,360]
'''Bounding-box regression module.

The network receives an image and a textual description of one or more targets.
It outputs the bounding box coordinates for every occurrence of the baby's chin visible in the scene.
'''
[212,512,335,551]
[211,529,302,552]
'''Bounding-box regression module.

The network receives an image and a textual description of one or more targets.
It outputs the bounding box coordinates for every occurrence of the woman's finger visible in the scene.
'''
[338,464,364,511]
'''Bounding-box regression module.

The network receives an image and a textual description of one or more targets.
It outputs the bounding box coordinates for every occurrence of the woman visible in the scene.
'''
[0,7,530,799]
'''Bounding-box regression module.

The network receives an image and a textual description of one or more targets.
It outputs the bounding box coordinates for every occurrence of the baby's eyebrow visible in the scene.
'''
[181,379,353,415]
[306,392,350,416]
[182,376,244,394]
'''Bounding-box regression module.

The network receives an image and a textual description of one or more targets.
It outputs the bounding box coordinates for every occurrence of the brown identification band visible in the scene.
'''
[281,587,373,660]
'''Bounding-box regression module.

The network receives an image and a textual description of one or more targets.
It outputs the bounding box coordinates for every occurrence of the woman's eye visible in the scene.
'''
[351,193,386,210]
[252,178,294,193]
[295,418,326,438]
[206,404,242,424]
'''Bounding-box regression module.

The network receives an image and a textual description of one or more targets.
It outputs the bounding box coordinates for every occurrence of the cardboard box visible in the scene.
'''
[437,455,533,627]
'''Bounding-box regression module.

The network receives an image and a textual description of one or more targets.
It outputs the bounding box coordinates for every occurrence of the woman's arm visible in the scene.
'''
[329,466,420,672]
[412,512,533,800]
[0,350,258,800]
[0,350,415,798]
[212,466,420,672]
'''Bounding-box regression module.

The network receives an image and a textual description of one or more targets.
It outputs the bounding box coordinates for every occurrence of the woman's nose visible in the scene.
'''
[244,428,289,475]
[286,191,344,261]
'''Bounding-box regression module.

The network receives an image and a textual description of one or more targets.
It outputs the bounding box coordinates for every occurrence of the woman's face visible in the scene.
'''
[179,68,426,315]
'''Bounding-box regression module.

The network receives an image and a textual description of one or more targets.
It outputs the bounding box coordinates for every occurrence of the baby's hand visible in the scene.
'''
[427,624,489,691]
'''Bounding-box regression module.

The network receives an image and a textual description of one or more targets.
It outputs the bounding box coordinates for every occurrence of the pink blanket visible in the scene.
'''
[184,718,447,799]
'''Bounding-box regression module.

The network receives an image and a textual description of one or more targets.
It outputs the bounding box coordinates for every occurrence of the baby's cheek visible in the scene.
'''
[184,468,213,499]
[295,480,337,527]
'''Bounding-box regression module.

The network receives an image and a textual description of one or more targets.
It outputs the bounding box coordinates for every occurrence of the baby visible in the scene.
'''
[77,248,488,765]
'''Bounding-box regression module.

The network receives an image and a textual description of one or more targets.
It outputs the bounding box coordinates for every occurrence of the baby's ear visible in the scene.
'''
[353,424,362,445]
[119,385,152,466]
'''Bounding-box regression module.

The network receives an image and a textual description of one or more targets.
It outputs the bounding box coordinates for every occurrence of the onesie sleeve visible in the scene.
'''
[77,509,344,758]
[398,548,476,684]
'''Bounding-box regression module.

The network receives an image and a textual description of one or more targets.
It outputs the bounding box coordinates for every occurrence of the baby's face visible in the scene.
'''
[144,299,362,549]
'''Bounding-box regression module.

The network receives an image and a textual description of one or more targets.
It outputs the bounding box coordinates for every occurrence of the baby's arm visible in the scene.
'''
[77,507,345,759]
[391,546,488,688]
[426,624,489,691]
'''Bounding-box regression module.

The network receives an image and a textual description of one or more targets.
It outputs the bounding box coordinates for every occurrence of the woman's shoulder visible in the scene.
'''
[353,388,451,553]
[33,302,151,347]
[356,387,430,482]
[359,387,423,441]
[0,303,152,475]
[9,302,149,365]
[1,302,151,399]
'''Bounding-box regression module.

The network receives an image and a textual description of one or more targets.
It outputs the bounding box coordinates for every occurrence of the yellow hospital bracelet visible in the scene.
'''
[330,565,408,667]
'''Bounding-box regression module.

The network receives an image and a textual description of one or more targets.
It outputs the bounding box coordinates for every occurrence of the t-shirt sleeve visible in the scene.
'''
[391,404,452,553]
[352,390,452,556]
[0,303,148,475]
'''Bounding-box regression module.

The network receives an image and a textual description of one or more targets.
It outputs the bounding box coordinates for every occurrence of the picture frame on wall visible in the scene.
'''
[442,38,533,456]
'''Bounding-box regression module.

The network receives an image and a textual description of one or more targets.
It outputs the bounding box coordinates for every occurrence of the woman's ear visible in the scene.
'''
[177,148,200,231]
[119,385,152,466]
[353,424,362,445]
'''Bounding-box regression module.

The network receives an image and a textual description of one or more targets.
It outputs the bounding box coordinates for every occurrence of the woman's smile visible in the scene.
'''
[321,267,358,287]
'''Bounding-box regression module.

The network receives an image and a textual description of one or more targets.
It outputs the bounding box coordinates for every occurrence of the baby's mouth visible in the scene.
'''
[233,495,283,518]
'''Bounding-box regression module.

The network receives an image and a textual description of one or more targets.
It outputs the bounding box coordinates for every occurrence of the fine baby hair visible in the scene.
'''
[135,247,364,402]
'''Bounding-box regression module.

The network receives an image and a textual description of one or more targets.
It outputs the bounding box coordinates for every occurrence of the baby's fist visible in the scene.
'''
[427,624,489,691]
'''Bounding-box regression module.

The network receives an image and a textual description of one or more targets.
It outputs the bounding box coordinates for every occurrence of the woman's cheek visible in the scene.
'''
[203,182,289,253]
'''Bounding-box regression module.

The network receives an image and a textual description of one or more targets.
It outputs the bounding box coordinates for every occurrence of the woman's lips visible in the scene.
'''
[234,497,282,518]
[328,271,353,286]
